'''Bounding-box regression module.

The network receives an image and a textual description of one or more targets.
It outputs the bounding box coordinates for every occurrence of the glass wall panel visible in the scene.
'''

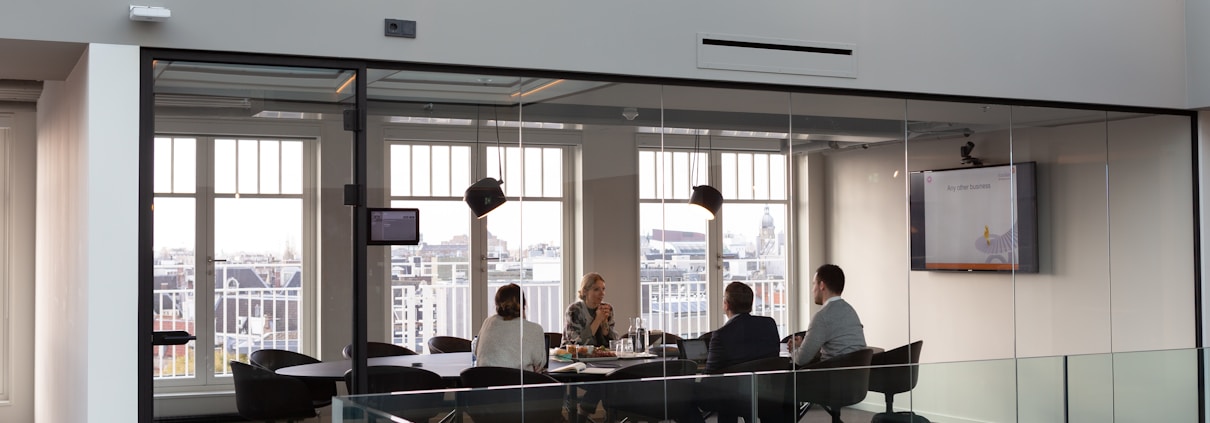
[145,55,1201,421]
[151,60,354,410]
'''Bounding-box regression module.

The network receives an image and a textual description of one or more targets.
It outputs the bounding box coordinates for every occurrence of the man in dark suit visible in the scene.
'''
[705,281,781,373]
[693,282,783,423]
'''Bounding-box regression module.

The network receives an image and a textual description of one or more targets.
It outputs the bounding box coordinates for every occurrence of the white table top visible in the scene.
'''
[276,352,475,380]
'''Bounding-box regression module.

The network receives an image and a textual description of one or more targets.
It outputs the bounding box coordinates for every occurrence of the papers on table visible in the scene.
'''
[549,362,612,375]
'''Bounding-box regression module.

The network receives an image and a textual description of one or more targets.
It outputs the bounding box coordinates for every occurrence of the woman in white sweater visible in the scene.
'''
[474,283,548,372]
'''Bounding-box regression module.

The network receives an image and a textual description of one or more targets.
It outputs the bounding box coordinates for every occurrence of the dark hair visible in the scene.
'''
[495,283,526,319]
[724,281,754,314]
[815,264,845,294]
[578,272,604,301]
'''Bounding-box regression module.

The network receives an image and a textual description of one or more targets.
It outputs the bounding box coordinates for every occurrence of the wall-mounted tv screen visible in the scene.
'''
[368,208,420,246]
[909,162,1038,272]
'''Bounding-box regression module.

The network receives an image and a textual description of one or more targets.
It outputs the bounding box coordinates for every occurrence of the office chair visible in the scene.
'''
[341,341,417,359]
[460,366,564,423]
[602,360,700,423]
[427,335,472,353]
[249,349,337,409]
[230,361,317,422]
[701,356,794,423]
[342,365,447,423]
[869,341,929,423]
[794,348,874,423]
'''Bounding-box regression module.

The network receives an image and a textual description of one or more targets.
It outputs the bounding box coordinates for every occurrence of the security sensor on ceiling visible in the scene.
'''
[130,5,171,22]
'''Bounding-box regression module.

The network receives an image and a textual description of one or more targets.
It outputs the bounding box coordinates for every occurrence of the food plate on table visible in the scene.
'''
[574,356,620,362]
[616,352,657,359]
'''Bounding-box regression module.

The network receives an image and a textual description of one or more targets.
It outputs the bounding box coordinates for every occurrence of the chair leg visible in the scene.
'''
[824,405,843,423]
[884,392,895,414]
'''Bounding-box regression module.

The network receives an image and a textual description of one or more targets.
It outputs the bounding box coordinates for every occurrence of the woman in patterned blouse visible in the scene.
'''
[563,272,619,346]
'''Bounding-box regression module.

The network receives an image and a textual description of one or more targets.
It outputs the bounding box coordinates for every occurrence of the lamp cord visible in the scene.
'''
[493,104,504,183]
[691,133,700,188]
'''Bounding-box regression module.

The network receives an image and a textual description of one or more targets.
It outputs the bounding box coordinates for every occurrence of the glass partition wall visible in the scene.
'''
[148,57,358,420]
[147,55,1199,422]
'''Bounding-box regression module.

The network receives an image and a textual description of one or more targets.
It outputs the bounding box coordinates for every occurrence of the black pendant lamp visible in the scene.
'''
[688,133,723,220]
[464,103,507,219]
[688,184,723,220]
[465,177,506,219]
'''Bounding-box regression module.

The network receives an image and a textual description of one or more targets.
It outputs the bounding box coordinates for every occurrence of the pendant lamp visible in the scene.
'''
[687,133,723,220]
[688,184,723,220]
[465,177,506,219]
[464,104,507,219]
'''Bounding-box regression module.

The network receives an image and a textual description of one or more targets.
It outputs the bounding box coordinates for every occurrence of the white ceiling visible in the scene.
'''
[0,39,1137,141]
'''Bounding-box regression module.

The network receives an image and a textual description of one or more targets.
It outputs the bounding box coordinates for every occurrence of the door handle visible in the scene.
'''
[151,330,196,346]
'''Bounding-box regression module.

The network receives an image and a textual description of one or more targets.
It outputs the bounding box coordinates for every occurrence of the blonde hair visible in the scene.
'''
[578,272,604,301]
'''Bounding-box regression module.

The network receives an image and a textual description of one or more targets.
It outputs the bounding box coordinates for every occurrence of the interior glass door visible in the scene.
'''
[150,59,356,420]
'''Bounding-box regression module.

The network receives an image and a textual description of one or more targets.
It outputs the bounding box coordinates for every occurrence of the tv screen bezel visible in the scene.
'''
[909,161,1038,273]
[367,207,420,246]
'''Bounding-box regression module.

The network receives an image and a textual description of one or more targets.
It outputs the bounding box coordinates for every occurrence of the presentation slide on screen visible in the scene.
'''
[923,166,1019,270]
[371,210,418,243]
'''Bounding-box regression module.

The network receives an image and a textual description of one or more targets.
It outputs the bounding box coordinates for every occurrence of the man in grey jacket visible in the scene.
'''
[788,264,866,365]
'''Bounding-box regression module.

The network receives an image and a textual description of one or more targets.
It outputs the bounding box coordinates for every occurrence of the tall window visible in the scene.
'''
[639,149,790,337]
[153,136,311,386]
[386,143,473,351]
[484,146,566,332]
[386,141,568,351]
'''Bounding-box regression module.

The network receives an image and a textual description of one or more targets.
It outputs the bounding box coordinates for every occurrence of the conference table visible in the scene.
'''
[275,351,667,382]
[277,351,670,422]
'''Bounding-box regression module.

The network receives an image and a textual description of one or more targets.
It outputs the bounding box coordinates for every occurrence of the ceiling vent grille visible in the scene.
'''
[697,33,856,78]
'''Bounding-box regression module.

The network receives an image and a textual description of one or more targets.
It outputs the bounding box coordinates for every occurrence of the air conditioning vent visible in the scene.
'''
[697,33,857,78]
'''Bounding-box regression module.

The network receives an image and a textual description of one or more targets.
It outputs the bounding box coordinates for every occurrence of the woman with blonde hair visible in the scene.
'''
[473,283,547,372]
[563,272,620,346]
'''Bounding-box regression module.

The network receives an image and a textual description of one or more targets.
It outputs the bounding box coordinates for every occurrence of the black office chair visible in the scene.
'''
[427,335,472,353]
[249,349,337,410]
[647,332,684,356]
[700,356,794,423]
[342,365,448,423]
[459,366,565,423]
[544,332,564,348]
[869,341,928,423]
[794,348,875,423]
[230,361,317,422]
[341,341,418,359]
[602,359,701,422]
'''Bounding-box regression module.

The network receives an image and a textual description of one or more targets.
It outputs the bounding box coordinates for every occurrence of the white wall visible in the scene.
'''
[0,1,1190,109]
[577,126,641,323]
[824,114,1197,421]
[0,107,36,423]
[1187,0,1210,108]
[35,44,140,423]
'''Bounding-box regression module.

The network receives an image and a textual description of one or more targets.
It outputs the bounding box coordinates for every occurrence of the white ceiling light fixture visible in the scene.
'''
[129,5,171,22]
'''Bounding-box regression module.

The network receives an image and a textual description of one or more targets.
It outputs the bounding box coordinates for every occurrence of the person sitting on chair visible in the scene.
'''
[474,283,547,372]
[788,264,867,365]
[706,281,781,373]
[695,281,782,423]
